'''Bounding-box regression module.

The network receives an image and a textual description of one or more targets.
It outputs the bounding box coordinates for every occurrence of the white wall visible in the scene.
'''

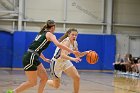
[0,0,140,57]
[113,0,140,57]
[66,0,103,23]
[116,34,129,57]
[113,26,140,35]
[24,0,104,33]
[25,0,64,21]
[25,0,103,23]
[129,37,140,57]
[1,0,140,33]
[0,21,14,31]
[113,0,140,24]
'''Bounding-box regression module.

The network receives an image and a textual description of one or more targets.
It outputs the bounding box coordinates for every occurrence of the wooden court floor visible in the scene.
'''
[0,69,140,93]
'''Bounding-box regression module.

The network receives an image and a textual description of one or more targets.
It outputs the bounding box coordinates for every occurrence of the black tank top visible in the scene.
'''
[28,31,51,55]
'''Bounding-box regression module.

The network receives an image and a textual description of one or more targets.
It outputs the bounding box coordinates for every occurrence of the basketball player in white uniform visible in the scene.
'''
[47,28,90,93]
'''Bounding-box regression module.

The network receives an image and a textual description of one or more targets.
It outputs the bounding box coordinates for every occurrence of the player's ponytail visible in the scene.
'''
[39,20,55,34]
[39,24,47,34]
[58,28,78,42]
[58,31,69,42]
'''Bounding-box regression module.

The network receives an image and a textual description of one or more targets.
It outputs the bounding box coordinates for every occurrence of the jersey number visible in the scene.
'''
[35,35,41,41]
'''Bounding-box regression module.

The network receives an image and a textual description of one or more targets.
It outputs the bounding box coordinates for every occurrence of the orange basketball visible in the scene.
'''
[86,51,98,64]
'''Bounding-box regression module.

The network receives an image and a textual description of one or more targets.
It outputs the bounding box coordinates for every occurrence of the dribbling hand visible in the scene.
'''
[72,57,82,63]
[85,50,92,54]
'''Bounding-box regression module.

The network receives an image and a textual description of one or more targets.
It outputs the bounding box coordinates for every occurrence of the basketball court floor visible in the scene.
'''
[0,69,140,93]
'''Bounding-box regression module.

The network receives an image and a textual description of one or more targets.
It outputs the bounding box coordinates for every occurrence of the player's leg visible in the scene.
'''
[64,66,80,93]
[37,63,48,93]
[137,64,140,75]
[13,71,38,93]
[47,78,60,88]
[47,59,61,88]
[11,53,38,93]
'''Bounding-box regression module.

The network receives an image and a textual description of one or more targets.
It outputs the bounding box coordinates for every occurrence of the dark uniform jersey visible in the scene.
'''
[28,31,51,55]
[23,31,51,71]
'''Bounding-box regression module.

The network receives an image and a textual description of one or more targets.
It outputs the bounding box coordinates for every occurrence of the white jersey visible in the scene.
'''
[52,37,78,61]
[50,37,78,78]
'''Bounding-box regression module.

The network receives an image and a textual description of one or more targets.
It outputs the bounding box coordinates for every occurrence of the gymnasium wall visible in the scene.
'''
[0,31,13,68]
[0,31,116,70]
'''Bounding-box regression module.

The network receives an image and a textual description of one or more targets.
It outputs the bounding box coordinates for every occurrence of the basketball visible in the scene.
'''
[86,51,98,64]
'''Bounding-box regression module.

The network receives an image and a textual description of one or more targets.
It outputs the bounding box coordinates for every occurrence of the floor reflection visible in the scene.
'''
[114,74,140,93]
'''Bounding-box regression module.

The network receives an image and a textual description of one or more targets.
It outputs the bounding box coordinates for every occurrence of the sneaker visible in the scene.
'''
[6,90,13,93]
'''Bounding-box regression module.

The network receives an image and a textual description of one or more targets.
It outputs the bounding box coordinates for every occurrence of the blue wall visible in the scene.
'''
[0,31,116,70]
[0,31,13,67]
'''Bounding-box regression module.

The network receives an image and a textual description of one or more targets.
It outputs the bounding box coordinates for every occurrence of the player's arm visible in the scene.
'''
[46,32,80,55]
[76,51,89,58]
[40,53,51,63]
[61,53,81,63]
[60,40,81,62]
[74,42,90,58]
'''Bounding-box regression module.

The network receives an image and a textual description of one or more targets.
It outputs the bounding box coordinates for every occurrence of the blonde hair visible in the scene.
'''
[58,28,78,42]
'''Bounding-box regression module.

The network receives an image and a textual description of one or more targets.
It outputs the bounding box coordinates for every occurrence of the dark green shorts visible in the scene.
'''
[22,52,41,71]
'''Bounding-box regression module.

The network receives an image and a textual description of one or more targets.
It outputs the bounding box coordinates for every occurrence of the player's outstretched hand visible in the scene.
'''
[43,58,51,63]
[71,57,82,63]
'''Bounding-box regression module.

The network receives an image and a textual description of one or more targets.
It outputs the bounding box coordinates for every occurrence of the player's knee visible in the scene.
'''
[74,74,80,81]
[44,77,48,82]
[28,81,37,87]
[40,76,48,82]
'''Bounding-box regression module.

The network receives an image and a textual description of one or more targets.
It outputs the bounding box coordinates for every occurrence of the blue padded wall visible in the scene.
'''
[75,34,104,70]
[0,31,116,70]
[0,31,13,67]
[12,31,26,68]
[102,35,116,70]
[74,34,116,70]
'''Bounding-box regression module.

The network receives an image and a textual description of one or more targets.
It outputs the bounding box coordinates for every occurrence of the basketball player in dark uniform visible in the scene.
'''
[7,20,80,93]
